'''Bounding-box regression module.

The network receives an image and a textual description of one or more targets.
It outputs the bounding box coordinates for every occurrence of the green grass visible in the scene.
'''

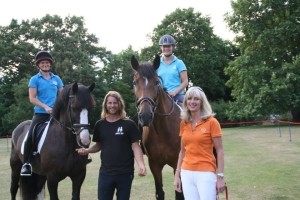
[1,125,300,199]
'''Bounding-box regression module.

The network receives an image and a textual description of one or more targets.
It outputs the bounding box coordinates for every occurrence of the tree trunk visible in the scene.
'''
[291,109,300,122]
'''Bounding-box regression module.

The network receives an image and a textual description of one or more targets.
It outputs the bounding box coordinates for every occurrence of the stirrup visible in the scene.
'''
[20,163,32,176]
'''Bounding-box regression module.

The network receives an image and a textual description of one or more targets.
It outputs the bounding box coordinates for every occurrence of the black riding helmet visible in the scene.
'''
[159,34,176,46]
[35,51,53,66]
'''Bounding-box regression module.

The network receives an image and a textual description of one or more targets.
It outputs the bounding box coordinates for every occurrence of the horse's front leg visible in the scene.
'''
[10,158,22,200]
[47,177,60,200]
[10,146,23,200]
[70,170,86,200]
[149,159,164,200]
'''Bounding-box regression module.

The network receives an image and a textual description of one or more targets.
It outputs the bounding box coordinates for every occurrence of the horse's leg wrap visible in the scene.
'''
[175,191,185,200]
[155,182,165,200]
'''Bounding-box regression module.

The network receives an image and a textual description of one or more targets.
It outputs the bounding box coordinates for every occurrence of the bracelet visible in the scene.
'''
[217,173,224,177]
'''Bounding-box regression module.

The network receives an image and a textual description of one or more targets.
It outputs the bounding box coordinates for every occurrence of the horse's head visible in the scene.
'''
[53,82,96,148]
[131,55,161,127]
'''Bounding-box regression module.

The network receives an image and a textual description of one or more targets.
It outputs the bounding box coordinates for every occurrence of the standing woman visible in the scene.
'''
[20,50,64,176]
[174,86,226,200]
[157,34,189,104]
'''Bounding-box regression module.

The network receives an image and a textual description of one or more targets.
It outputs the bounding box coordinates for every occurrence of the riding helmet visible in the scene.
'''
[159,34,176,46]
[35,50,53,65]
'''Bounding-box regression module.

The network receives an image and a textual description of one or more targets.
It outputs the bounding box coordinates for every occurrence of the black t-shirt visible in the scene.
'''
[93,118,141,175]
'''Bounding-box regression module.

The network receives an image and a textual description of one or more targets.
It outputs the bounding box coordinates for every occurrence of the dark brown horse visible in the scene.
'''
[10,82,95,200]
[131,55,184,200]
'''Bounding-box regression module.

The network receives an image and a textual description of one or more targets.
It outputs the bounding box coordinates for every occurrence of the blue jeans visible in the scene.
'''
[98,172,134,200]
[173,93,185,103]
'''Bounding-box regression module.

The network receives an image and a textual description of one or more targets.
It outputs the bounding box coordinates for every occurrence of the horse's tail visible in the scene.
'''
[20,173,45,200]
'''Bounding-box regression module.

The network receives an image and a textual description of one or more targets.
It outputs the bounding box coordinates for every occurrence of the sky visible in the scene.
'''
[0,0,234,54]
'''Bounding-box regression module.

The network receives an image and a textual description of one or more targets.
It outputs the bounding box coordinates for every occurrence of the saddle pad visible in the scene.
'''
[21,121,51,155]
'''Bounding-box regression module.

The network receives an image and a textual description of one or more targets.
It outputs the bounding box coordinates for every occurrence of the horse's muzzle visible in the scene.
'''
[138,111,154,127]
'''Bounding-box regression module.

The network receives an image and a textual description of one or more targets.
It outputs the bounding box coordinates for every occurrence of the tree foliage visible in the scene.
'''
[225,0,300,121]
[101,47,140,120]
[2,76,33,129]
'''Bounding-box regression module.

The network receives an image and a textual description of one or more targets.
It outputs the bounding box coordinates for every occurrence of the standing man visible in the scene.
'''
[20,50,64,176]
[77,91,146,200]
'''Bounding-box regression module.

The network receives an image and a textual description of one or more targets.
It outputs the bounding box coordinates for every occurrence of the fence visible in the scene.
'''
[1,119,299,152]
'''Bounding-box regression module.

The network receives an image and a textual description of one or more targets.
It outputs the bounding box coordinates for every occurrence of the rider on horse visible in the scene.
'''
[156,34,189,105]
[20,51,64,176]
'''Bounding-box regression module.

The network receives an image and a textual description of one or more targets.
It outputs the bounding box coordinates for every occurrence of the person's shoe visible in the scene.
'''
[20,163,32,176]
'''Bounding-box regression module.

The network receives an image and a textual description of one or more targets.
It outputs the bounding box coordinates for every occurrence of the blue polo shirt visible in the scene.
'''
[157,55,187,94]
[28,71,64,114]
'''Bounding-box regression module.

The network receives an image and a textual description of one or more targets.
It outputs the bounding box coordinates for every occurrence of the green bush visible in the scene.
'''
[211,99,231,123]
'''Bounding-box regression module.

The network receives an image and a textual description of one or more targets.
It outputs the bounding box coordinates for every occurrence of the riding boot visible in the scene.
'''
[20,139,32,176]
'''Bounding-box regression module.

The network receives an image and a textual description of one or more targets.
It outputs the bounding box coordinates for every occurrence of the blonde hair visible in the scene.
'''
[101,91,127,119]
[180,86,215,122]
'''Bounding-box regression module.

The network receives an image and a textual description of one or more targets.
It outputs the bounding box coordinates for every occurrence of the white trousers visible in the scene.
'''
[181,169,216,200]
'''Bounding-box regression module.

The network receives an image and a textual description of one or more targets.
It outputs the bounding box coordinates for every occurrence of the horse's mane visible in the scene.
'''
[52,84,72,119]
[136,62,158,79]
[75,84,95,110]
[135,61,166,92]
[52,83,94,120]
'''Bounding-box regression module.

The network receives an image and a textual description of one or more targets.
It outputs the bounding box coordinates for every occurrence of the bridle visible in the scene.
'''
[51,94,91,148]
[134,77,175,116]
[135,89,159,115]
[67,95,90,134]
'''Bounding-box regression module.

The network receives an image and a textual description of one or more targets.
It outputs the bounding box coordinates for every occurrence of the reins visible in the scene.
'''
[217,184,228,200]
[155,87,176,116]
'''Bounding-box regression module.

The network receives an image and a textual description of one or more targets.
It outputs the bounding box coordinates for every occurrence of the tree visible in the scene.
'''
[0,15,112,135]
[225,0,300,121]
[102,46,138,86]
[2,77,33,133]
[141,7,234,100]
[101,47,140,119]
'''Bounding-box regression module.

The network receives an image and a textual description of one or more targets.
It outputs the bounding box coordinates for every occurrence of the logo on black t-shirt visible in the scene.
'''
[115,127,124,135]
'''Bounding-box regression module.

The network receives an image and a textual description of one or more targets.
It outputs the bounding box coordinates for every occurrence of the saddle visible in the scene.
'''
[32,121,49,154]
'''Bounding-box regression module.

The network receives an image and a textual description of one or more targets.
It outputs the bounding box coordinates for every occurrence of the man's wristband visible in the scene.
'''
[217,173,224,177]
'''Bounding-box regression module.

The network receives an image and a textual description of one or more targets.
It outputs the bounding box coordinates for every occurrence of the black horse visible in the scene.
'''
[10,82,95,200]
[131,55,184,200]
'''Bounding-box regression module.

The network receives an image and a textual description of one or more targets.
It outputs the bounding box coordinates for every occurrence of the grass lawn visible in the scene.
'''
[1,125,300,199]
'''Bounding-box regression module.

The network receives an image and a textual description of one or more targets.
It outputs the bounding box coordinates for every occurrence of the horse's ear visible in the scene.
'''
[131,55,139,71]
[153,54,160,70]
[89,82,95,92]
[72,82,78,94]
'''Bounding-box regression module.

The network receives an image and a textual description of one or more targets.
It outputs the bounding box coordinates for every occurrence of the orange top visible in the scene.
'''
[180,117,222,172]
